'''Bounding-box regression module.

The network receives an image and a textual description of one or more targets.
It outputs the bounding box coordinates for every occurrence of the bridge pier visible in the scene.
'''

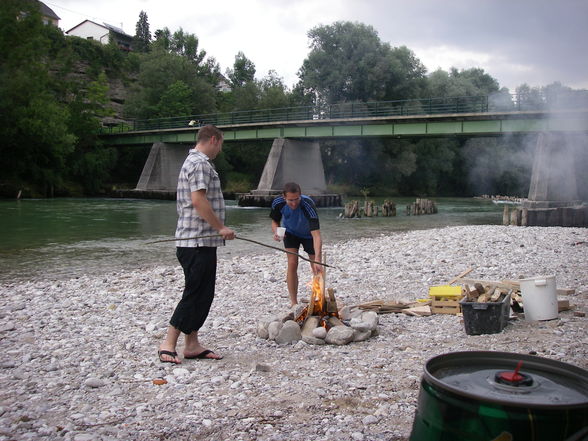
[236,138,342,207]
[520,132,588,226]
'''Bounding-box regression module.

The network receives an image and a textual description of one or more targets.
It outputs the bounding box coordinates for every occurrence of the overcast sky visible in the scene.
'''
[46,0,588,93]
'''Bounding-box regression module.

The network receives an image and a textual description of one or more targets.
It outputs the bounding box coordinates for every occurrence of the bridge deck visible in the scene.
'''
[101,109,588,146]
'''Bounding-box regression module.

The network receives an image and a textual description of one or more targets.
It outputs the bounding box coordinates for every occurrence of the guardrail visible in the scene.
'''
[100,92,588,134]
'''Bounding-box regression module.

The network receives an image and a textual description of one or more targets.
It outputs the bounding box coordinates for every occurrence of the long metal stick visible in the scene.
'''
[147,234,337,269]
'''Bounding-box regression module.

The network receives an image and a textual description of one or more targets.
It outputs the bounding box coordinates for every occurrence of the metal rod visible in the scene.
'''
[147,234,337,269]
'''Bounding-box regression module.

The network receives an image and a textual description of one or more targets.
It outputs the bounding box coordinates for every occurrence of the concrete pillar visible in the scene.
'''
[525,132,580,208]
[252,138,327,195]
[136,142,189,191]
[522,132,587,227]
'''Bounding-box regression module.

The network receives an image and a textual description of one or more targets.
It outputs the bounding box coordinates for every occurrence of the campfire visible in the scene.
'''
[257,254,380,346]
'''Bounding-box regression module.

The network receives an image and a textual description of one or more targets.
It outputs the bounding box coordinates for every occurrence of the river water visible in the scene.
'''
[0,197,503,283]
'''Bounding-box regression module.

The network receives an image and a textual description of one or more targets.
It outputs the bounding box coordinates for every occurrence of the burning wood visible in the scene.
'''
[257,254,380,345]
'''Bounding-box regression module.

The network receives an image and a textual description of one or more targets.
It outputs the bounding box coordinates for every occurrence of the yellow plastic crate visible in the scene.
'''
[429,285,462,299]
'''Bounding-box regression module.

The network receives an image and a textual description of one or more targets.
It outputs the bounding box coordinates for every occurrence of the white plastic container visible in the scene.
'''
[519,275,558,321]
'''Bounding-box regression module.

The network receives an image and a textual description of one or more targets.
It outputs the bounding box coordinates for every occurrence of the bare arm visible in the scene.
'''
[192,189,235,239]
[271,219,281,241]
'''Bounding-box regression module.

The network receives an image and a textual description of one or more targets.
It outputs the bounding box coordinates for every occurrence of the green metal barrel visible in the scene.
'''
[409,351,588,441]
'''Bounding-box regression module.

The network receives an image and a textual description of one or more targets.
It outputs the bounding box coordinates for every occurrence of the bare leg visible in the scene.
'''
[159,325,181,364]
[286,249,299,306]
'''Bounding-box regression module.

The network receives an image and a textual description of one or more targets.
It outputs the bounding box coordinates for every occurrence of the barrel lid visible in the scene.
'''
[423,351,588,408]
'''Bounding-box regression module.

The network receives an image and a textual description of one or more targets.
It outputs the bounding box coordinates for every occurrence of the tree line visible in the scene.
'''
[0,2,584,198]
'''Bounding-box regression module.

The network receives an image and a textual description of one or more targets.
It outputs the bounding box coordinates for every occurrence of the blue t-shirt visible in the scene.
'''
[269,195,320,239]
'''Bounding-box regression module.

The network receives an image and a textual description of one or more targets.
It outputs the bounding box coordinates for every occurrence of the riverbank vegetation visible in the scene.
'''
[1,2,585,198]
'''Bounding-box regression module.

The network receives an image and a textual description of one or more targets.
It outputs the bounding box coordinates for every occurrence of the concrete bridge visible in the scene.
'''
[100,94,588,225]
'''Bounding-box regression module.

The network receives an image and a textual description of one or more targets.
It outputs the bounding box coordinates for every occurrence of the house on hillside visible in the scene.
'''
[19,1,60,26]
[38,1,60,26]
[66,20,133,51]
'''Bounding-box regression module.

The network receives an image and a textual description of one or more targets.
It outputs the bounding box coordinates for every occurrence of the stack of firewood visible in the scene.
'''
[406,198,437,215]
[462,282,512,303]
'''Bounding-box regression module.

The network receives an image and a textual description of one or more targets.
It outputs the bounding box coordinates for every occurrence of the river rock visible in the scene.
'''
[274,320,302,344]
[0,225,586,441]
[325,325,355,345]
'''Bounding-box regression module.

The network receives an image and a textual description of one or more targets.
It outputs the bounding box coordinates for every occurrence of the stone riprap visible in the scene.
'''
[0,225,587,441]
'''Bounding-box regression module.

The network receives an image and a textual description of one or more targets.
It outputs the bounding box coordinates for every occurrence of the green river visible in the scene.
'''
[0,197,504,283]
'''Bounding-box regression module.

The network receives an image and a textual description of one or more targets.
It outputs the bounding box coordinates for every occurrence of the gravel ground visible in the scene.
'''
[0,225,587,441]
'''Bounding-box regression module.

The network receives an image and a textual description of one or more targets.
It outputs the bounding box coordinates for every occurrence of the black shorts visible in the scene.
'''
[283,233,315,255]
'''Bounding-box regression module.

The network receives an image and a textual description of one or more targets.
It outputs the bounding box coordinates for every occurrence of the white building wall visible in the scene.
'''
[67,21,110,44]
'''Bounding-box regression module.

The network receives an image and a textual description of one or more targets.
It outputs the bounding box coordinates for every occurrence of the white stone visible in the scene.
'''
[84,378,105,388]
[312,326,327,339]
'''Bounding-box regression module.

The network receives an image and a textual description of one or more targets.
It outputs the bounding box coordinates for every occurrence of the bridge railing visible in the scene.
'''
[100,91,588,134]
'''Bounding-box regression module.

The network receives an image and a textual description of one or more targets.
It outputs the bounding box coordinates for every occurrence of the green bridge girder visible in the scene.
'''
[100,110,588,146]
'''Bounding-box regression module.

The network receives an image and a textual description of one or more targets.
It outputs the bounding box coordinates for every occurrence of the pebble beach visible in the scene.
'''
[0,225,587,441]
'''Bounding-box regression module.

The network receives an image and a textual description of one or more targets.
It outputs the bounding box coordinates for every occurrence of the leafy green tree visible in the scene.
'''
[227,51,256,88]
[298,21,427,105]
[124,49,216,118]
[258,70,290,109]
[133,10,151,53]
[170,28,206,65]
[152,28,171,51]
[65,72,117,193]
[0,0,76,195]
[157,80,193,116]
[427,67,499,97]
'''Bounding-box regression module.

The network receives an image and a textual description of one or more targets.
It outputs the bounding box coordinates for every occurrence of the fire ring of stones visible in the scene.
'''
[256,275,379,345]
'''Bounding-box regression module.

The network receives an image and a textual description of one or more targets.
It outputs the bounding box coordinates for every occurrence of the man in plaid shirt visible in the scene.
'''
[158,125,235,364]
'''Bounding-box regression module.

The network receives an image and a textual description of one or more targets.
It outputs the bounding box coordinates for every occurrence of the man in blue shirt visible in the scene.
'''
[270,182,322,307]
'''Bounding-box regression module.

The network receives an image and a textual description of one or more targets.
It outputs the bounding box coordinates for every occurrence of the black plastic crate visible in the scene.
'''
[460,293,511,335]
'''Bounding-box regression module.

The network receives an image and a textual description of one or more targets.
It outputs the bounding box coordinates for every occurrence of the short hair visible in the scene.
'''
[197,125,223,143]
[283,182,301,194]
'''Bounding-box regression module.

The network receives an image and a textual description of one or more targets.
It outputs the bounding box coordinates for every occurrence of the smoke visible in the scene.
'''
[464,90,588,202]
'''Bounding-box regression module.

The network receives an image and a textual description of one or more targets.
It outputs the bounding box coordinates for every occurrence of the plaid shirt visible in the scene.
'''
[175,149,225,247]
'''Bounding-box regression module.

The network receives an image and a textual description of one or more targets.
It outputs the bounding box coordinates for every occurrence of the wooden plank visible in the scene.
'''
[558,299,571,312]
[402,305,432,316]
[447,267,474,285]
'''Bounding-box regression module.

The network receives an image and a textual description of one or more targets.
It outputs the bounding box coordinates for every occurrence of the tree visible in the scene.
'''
[124,49,216,118]
[133,10,151,53]
[0,0,76,195]
[258,70,290,109]
[427,67,499,97]
[227,51,256,88]
[298,21,427,105]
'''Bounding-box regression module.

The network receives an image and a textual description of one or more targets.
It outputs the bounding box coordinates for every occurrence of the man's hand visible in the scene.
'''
[219,226,236,240]
[312,262,323,275]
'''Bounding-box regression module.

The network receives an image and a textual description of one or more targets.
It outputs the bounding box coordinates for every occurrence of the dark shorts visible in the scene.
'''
[283,233,315,255]
[170,247,217,334]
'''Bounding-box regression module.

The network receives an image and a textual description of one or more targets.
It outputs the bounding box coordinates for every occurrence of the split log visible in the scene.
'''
[327,316,345,328]
[326,288,339,316]
[490,288,503,302]
[558,299,571,312]
[301,316,321,339]
[503,205,510,225]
